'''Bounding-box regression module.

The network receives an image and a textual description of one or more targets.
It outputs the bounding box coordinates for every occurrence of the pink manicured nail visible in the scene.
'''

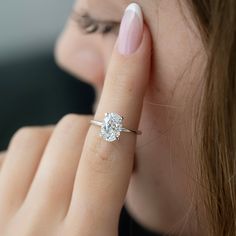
[118,3,143,55]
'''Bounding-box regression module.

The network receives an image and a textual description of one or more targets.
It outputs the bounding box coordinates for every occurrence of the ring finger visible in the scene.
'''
[20,115,92,221]
[0,126,53,223]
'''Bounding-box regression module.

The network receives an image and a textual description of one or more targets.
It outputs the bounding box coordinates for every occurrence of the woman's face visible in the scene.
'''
[56,0,205,234]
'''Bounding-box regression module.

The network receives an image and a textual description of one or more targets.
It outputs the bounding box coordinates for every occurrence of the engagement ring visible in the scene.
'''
[90,112,142,142]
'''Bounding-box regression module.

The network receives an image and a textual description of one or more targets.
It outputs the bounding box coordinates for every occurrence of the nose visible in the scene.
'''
[55,34,106,89]
[73,46,105,88]
[73,37,117,88]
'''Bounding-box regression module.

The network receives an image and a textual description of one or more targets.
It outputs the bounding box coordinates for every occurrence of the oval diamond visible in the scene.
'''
[100,113,123,142]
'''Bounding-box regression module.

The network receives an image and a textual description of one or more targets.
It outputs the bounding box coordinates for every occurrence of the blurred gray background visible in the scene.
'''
[0,0,95,150]
[0,0,74,62]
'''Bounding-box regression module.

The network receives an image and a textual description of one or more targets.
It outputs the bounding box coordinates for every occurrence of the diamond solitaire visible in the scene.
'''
[90,112,142,142]
[100,113,123,142]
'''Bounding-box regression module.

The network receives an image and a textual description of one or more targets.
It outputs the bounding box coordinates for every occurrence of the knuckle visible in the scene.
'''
[10,127,50,149]
[85,134,116,174]
[59,113,90,128]
[57,114,91,133]
[59,113,80,124]
[11,127,38,145]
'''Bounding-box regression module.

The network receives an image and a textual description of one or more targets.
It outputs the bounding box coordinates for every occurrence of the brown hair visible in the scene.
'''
[189,0,236,235]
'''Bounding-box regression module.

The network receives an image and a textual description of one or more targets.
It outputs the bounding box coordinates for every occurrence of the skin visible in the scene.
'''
[0,14,151,235]
[0,0,206,236]
[56,0,206,235]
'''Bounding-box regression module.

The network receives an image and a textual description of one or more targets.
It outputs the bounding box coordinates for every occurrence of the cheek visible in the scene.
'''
[139,0,205,163]
[55,20,116,88]
[147,1,204,107]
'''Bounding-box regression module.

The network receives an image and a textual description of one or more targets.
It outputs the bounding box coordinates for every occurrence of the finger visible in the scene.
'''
[0,152,6,170]
[22,115,92,220]
[0,126,53,219]
[66,3,152,233]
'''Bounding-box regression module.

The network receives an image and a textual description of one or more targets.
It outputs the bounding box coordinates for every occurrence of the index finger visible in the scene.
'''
[67,3,152,232]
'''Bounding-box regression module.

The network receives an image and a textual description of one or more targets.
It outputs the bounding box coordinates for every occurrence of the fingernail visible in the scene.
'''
[118,3,143,55]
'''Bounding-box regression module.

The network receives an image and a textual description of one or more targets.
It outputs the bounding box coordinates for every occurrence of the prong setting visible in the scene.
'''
[100,113,123,142]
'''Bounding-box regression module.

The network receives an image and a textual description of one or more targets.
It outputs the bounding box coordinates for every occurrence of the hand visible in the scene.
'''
[0,10,151,236]
[0,152,5,170]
